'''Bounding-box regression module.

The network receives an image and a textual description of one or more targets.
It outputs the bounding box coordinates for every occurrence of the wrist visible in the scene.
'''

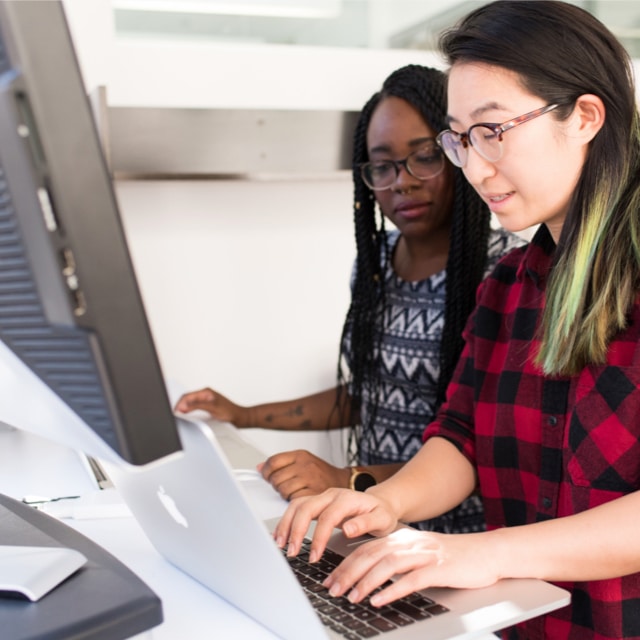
[348,466,377,492]
[235,406,253,429]
[487,524,541,581]
[367,483,404,521]
[473,527,513,583]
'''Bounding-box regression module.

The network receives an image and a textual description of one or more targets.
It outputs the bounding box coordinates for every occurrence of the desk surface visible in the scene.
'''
[0,422,283,640]
[0,424,501,640]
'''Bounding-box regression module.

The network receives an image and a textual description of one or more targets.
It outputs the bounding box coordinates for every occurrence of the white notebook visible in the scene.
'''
[0,545,86,601]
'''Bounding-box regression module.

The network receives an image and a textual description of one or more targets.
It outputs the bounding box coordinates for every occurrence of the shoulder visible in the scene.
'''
[350,229,400,287]
[487,227,527,260]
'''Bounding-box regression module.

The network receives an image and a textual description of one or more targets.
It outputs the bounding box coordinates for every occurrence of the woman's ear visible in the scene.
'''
[569,94,606,143]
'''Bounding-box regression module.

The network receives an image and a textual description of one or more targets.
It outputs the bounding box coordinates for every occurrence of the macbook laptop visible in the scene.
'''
[103,418,570,640]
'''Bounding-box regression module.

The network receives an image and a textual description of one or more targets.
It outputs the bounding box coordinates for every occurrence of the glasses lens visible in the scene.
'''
[361,161,396,190]
[437,131,466,168]
[406,145,444,179]
[468,125,502,162]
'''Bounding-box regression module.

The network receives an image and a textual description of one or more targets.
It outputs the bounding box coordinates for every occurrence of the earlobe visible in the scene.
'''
[572,94,606,142]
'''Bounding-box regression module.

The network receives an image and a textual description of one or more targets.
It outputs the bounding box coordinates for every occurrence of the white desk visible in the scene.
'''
[0,425,500,640]
[0,423,283,640]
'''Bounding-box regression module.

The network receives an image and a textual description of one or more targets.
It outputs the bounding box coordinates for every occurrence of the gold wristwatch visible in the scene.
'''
[348,467,377,492]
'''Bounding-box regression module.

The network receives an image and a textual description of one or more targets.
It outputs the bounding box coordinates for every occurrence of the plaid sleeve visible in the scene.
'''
[422,289,485,465]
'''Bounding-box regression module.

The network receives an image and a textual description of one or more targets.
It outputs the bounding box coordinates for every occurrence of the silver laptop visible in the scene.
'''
[104,418,570,640]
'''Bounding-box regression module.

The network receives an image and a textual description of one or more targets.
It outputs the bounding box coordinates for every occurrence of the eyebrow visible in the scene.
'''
[368,136,436,155]
[446,101,506,127]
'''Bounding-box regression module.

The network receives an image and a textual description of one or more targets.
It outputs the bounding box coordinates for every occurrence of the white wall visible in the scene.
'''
[116,177,354,400]
[115,177,356,461]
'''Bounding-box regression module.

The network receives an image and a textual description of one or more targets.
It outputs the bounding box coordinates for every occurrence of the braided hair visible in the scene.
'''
[336,64,491,462]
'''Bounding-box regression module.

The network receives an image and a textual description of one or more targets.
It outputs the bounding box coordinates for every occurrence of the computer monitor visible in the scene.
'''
[0,0,182,465]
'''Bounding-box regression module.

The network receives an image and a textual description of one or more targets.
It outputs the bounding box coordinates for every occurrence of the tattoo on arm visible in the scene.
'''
[286,405,304,417]
[264,404,308,428]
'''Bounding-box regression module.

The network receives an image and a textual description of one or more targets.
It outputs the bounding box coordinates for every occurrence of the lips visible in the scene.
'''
[484,191,514,204]
[394,200,431,219]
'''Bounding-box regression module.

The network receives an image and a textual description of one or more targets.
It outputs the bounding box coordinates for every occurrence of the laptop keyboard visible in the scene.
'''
[283,538,448,639]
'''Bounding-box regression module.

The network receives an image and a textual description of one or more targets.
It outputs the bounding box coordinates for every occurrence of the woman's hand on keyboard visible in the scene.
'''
[322,527,499,607]
[273,487,399,561]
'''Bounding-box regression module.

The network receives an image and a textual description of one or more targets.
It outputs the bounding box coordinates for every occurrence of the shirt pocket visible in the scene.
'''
[567,365,640,492]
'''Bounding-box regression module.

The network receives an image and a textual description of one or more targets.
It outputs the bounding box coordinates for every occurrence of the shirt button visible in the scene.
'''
[543,497,552,509]
[547,416,558,426]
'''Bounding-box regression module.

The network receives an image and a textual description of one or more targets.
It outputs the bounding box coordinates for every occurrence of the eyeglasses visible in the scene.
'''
[436,103,560,168]
[360,142,445,191]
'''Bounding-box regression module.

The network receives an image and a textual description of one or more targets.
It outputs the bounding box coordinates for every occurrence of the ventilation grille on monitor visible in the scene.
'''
[0,32,8,76]
[0,167,117,449]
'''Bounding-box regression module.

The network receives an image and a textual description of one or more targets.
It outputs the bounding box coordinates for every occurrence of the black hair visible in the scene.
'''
[337,64,491,461]
[439,0,640,375]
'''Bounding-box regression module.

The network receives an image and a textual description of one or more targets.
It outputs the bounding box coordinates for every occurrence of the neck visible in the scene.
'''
[393,229,451,282]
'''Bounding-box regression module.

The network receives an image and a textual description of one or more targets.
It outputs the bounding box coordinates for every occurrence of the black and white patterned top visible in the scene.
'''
[345,227,525,533]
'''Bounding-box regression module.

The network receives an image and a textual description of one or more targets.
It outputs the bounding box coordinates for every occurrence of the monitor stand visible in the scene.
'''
[0,492,162,639]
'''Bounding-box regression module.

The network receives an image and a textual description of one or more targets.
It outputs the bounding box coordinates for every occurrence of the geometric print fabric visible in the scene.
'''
[348,228,524,533]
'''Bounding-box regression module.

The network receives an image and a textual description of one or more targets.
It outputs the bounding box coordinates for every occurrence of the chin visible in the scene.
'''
[491,212,525,233]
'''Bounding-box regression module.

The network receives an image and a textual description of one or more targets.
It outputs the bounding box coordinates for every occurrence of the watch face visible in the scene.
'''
[353,471,377,492]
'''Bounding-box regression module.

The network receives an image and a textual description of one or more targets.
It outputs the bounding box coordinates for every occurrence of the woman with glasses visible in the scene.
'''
[274,2,640,638]
[175,64,522,534]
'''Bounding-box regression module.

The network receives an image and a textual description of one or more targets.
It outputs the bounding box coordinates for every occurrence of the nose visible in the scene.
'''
[392,161,421,192]
[461,145,497,187]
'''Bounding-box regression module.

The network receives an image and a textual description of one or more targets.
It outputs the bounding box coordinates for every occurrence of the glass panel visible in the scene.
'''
[112,0,640,57]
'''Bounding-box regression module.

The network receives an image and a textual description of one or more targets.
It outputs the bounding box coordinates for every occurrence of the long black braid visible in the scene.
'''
[336,65,491,463]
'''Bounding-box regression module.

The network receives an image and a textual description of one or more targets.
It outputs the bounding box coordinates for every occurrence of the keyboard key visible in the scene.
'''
[307,582,327,594]
[380,609,413,627]
[426,603,449,616]
[353,608,378,622]
[391,600,432,620]
[369,617,397,632]
[407,594,436,608]
[318,603,341,616]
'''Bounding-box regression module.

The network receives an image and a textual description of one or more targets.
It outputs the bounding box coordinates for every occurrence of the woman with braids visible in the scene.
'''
[175,64,523,534]
[275,2,640,638]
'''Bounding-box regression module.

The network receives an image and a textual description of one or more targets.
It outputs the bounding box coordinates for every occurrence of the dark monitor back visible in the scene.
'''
[0,1,182,465]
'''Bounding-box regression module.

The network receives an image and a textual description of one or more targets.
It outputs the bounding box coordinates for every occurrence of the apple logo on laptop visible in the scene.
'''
[157,485,189,528]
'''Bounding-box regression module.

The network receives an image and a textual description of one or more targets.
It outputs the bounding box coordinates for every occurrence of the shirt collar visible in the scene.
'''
[516,224,556,289]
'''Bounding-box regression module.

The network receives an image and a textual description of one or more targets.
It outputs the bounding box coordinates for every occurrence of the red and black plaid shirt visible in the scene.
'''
[424,225,640,639]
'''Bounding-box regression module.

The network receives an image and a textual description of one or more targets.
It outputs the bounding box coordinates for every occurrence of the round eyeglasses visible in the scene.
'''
[360,142,445,191]
[436,103,560,168]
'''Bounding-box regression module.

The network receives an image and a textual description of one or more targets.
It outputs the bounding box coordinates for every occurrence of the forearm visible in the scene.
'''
[489,490,640,582]
[243,386,352,431]
[368,437,477,524]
